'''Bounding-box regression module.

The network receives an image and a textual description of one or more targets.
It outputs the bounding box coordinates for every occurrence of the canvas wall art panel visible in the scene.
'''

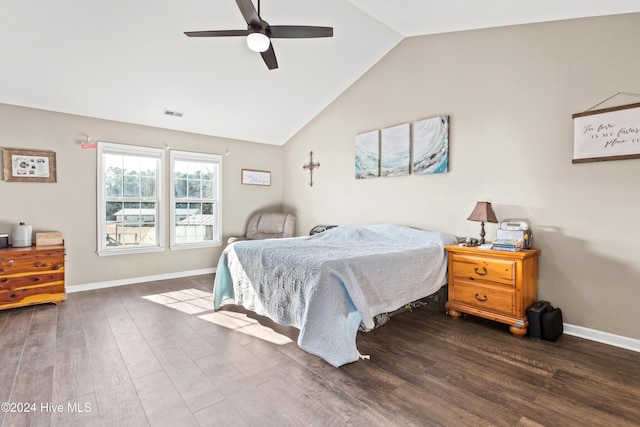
[380,123,410,177]
[355,130,380,179]
[413,116,449,174]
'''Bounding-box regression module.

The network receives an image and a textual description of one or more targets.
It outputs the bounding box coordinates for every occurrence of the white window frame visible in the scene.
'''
[169,150,223,250]
[97,142,166,256]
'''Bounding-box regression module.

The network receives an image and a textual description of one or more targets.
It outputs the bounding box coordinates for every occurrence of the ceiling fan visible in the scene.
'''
[184,0,333,70]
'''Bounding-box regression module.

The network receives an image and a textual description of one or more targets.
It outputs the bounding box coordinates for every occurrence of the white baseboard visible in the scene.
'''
[67,272,639,355]
[563,323,640,353]
[66,267,216,294]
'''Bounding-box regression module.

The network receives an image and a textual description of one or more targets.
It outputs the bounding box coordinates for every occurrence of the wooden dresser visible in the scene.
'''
[0,244,66,310]
[444,245,540,336]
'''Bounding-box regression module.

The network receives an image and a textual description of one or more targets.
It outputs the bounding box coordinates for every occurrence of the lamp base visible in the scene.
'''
[479,221,486,245]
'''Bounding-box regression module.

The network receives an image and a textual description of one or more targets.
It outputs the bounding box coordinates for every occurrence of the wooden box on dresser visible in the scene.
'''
[0,243,65,310]
[444,245,540,336]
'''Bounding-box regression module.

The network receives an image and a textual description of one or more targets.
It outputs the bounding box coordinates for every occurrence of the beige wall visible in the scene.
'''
[282,14,640,340]
[0,104,284,286]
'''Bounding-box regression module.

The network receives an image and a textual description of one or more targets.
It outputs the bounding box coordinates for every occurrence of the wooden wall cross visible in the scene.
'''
[302,151,320,187]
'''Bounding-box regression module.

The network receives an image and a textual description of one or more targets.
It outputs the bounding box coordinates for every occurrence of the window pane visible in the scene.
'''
[201,165,214,181]
[123,175,140,198]
[140,158,157,176]
[187,163,202,180]
[104,154,123,198]
[141,202,157,244]
[105,201,123,246]
[174,202,189,225]
[174,161,189,178]
[202,180,213,199]
[140,177,155,198]
[123,156,140,175]
[202,202,213,215]
[189,202,202,215]
[174,179,187,198]
[105,174,123,198]
[187,179,201,199]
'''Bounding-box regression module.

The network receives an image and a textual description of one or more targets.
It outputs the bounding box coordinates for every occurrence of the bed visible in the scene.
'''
[213,224,457,367]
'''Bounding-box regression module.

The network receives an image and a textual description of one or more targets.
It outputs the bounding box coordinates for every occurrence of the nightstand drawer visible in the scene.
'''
[450,280,515,316]
[451,254,515,286]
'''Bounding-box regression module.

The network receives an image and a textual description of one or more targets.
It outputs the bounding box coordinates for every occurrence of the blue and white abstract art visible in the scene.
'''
[381,123,410,177]
[413,116,449,174]
[355,130,380,179]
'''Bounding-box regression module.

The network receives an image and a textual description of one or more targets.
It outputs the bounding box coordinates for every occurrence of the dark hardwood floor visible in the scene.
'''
[1,274,639,427]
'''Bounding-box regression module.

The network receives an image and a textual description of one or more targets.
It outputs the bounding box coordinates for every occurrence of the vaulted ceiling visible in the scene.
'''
[2,1,639,145]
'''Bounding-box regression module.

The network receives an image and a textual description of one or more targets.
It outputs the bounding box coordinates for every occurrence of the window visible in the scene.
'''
[97,142,165,255]
[170,150,222,249]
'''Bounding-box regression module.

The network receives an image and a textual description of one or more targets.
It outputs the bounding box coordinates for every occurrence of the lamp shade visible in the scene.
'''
[467,201,498,223]
[247,31,270,52]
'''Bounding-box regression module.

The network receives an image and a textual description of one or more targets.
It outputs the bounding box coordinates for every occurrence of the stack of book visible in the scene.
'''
[492,239,523,252]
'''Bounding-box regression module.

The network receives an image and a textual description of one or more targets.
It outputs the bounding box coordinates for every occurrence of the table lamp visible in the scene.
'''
[467,201,498,244]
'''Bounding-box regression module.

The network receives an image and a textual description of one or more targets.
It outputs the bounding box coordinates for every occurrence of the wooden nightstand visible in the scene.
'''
[444,245,540,336]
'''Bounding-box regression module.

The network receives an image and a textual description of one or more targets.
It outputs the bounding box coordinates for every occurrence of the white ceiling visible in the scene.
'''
[1,0,639,146]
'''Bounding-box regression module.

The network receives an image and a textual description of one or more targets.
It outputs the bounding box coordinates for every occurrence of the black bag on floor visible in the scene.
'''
[527,300,551,339]
[541,307,563,342]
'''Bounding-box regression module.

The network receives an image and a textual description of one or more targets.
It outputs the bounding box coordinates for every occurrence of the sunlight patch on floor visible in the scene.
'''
[198,310,293,345]
[141,288,292,345]
[142,288,213,314]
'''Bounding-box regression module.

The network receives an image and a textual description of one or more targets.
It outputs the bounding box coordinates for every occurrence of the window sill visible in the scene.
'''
[97,246,166,256]
[170,241,221,251]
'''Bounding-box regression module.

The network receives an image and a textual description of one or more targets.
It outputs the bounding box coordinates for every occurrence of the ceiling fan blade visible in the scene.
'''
[268,26,333,38]
[260,43,278,70]
[184,30,248,37]
[236,0,261,27]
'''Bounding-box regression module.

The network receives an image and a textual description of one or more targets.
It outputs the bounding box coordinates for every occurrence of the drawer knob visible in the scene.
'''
[474,293,488,302]
[474,266,487,275]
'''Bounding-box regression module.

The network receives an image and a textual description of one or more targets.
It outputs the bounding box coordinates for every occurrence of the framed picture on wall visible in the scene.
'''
[2,148,57,183]
[241,168,271,186]
[572,103,640,163]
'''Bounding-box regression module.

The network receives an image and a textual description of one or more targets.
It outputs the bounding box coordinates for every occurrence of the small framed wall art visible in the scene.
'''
[2,148,57,183]
[241,168,271,186]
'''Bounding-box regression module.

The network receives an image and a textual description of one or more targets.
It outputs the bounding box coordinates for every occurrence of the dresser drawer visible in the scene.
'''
[450,254,515,286]
[0,284,66,306]
[450,279,515,316]
[0,272,65,291]
[0,255,64,276]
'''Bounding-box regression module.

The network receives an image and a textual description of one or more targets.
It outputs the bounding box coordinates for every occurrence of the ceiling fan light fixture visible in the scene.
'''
[247,31,270,52]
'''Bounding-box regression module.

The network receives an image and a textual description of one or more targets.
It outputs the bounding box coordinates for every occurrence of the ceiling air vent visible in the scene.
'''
[164,110,183,118]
